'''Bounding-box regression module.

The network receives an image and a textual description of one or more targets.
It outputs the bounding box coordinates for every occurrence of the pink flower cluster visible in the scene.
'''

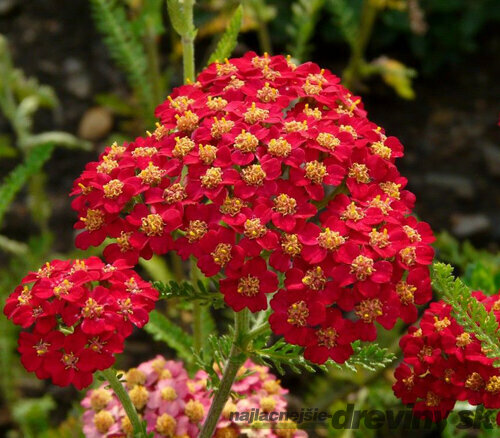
[3,257,158,389]
[71,52,434,364]
[82,356,306,437]
[393,292,500,424]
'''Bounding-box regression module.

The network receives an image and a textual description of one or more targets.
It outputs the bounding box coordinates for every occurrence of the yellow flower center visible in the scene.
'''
[175,110,199,132]
[103,179,124,198]
[234,130,259,153]
[302,266,326,290]
[211,117,235,139]
[237,275,260,297]
[356,299,383,323]
[318,228,346,251]
[241,164,266,186]
[268,137,291,157]
[396,281,416,305]
[186,220,208,243]
[286,301,309,327]
[244,218,267,239]
[138,162,165,186]
[211,243,232,266]
[281,233,302,257]
[172,137,195,158]
[141,214,164,236]
[201,167,223,189]
[350,255,375,280]
[81,209,105,231]
[317,327,338,349]
[244,102,269,124]
[273,193,297,215]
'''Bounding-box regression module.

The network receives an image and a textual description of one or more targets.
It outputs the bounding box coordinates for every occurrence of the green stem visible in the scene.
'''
[243,321,270,344]
[343,0,379,88]
[192,301,202,352]
[100,368,147,438]
[190,260,204,352]
[182,0,196,82]
[199,310,248,438]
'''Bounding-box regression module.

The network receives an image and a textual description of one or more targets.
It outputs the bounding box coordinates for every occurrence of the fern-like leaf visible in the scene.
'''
[432,262,500,366]
[0,143,54,227]
[342,340,396,372]
[287,0,325,62]
[153,280,225,308]
[208,5,244,65]
[143,310,194,362]
[250,338,327,375]
[90,0,155,118]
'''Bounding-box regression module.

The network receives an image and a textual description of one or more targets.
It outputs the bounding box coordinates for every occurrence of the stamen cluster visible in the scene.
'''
[81,356,306,437]
[393,292,500,423]
[3,257,158,389]
[71,52,434,364]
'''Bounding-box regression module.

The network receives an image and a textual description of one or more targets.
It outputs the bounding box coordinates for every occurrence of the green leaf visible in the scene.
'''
[342,340,396,372]
[153,279,225,308]
[250,338,327,375]
[432,262,500,366]
[166,0,188,36]
[90,0,155,118]
[144,310,194,362]
[0,143,54,227]
[208,5,244,65]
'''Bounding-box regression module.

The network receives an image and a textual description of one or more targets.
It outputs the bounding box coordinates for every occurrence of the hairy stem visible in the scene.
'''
[192,300,202,352]
[190,260,205,352]
[100,368,147,437]
[199,310,248,438]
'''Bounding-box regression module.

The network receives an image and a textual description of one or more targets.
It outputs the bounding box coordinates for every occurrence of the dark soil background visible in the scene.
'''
[0,1,499,436]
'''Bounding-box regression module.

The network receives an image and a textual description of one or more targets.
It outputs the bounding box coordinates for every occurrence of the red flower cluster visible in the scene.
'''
[71,52,434,364]
[393,293,500,423]
[3,257,158,389]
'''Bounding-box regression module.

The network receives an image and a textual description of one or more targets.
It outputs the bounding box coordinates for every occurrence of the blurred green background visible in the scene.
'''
[0,0,499,437]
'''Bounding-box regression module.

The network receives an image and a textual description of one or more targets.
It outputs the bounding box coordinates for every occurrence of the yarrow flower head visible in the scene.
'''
[393,291,500,424]
[71,52,434,364]
[81,356,306,437]
[3,257,158,389]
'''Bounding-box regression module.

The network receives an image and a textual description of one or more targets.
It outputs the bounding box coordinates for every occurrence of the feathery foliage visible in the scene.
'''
[194,333,235,389]
[208,5,244,65]
[432,262,500,366]
[143,310,194,363]
[153,280,225,308]
[90,0,155,119]
[287,0,325,62]
[342,340,396,372]
[250,338,326,374]
[0,143,54,227]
